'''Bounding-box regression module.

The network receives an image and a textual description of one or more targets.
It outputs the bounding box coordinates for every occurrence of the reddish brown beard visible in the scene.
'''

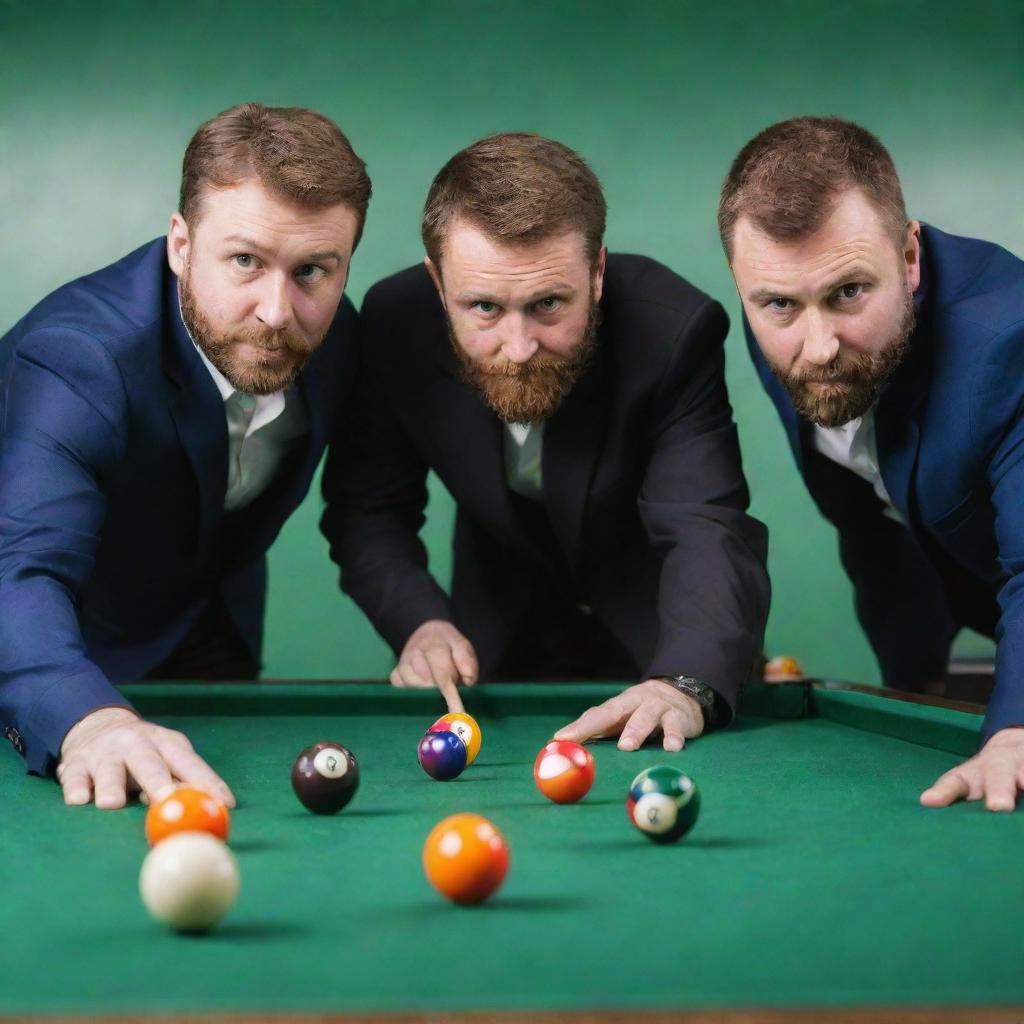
[449,300,601,424]
[773,291,916,427]
[178,263,321,395]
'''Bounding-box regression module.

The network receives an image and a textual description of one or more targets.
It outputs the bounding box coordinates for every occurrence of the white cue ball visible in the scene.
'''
[139,831,240,932]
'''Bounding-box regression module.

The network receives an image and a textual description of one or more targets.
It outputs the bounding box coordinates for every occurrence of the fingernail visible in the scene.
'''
[619,739,637,751]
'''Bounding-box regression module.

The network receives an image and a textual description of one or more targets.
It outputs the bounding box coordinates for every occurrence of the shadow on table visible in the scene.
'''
[558,834,774,853]
[391,894,585,918]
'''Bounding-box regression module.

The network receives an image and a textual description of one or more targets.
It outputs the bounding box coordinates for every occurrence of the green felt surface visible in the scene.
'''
[1,683,1020,1015]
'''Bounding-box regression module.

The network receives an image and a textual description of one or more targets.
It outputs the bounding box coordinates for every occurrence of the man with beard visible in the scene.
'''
[321,133,770,750]
[0,103,370,809]
[723,116,1024,811]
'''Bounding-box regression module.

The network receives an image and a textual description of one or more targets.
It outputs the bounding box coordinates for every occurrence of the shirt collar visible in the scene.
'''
[192,340,237,404]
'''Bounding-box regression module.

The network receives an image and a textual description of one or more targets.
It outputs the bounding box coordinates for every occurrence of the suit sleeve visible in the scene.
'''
[975,318,1024,743]
[637,300,770,723]
[320,295,454,655]
[0,328,134,774]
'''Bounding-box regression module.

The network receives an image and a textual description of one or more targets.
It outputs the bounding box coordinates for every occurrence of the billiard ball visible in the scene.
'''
[417,730,467,781]
[145,785,230,847]
[429,712,482,764]
[291,741,360,814]
[626,765,700,843]
[422,813,509,904]
[533,740,595,803]
[139,831,240,932]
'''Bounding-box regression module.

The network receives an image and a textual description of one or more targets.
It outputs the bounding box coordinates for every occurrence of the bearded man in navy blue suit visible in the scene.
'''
[722,116,1024,812]
[0,103,369,809]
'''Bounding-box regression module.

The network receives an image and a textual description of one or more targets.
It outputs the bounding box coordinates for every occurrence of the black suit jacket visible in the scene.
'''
[321,255,769,720]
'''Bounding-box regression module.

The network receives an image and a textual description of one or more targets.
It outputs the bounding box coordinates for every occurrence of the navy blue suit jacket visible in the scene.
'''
[0,239,357,774]
[747,225,1024,742]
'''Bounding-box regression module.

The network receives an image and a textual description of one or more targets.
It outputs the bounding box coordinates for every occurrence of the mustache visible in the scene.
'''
[209,324,317,357]
[793,358,866,385]
[473,355,566,377]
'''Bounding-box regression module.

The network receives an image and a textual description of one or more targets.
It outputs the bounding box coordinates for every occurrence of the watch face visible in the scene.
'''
[677,680,714,707]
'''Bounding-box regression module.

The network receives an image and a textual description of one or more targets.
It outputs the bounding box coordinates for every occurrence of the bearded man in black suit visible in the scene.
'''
[322,133,769,751]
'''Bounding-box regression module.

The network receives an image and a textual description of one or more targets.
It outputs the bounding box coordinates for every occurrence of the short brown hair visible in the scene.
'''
[180,103,372,244]
[718,116,907,260]
[422,133,606,267]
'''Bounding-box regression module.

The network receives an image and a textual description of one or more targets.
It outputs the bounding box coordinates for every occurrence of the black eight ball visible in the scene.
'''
[291,741,360,814]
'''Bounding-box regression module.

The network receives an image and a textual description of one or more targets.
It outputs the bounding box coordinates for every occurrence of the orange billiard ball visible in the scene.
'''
[429,712,482,765]
[145,786,230,847]
[422,813,509,905]
[763,655,806,681]
[533,740,595,804]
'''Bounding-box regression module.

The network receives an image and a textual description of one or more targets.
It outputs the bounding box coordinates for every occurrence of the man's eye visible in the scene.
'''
[234,254,255,269]
[837,283,863,301]
[768,297,791,311]
[295,264,324,282]
[536,297,561,313]
[474,301,498,314]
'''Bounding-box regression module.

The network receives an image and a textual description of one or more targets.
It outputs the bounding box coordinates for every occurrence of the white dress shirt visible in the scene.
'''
[811,409,905,524]
[189,342,309,511]
[504,421,544,501]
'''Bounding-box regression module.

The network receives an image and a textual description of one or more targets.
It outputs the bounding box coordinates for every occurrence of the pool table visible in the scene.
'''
[2,680,1022,1023]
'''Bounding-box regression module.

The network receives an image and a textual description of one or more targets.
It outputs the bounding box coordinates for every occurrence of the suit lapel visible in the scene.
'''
[439,353,535,554]
[162,276,228,556]
[434,335,555,562]
[744,316,806,474]
[542,347,609,570]
[225,340,344,568]
[875,335,929,524]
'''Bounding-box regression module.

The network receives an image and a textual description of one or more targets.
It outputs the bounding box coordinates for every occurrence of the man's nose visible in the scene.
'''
[802,310,840,366]
[255,273,292,332]
[500,315,539,364]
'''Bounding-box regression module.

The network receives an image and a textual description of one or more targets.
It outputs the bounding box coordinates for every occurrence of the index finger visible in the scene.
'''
[920,770,971,808]
[437,676,465,715]
[554,700,629,743]
[158,741,236,809]
[124,747,176,806]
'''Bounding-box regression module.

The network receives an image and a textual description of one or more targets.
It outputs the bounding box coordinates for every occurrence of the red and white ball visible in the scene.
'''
[533,740,595,803]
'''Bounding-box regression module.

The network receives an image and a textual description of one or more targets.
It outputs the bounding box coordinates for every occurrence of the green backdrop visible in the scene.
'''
[2,0,1021,682]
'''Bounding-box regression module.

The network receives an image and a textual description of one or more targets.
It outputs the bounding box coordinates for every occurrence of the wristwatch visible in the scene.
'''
[653,675,719,729]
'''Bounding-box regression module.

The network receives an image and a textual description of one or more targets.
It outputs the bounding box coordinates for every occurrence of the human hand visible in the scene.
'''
[553,679,705,752]
[920,726,1024,812]
[390,619,478,713]
[57,707,235,810]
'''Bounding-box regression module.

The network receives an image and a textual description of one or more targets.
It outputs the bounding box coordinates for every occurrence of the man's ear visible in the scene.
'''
[904,220,922,293]
[592,245,608,304]
[167,213,190,277]
[424,256,446,309]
